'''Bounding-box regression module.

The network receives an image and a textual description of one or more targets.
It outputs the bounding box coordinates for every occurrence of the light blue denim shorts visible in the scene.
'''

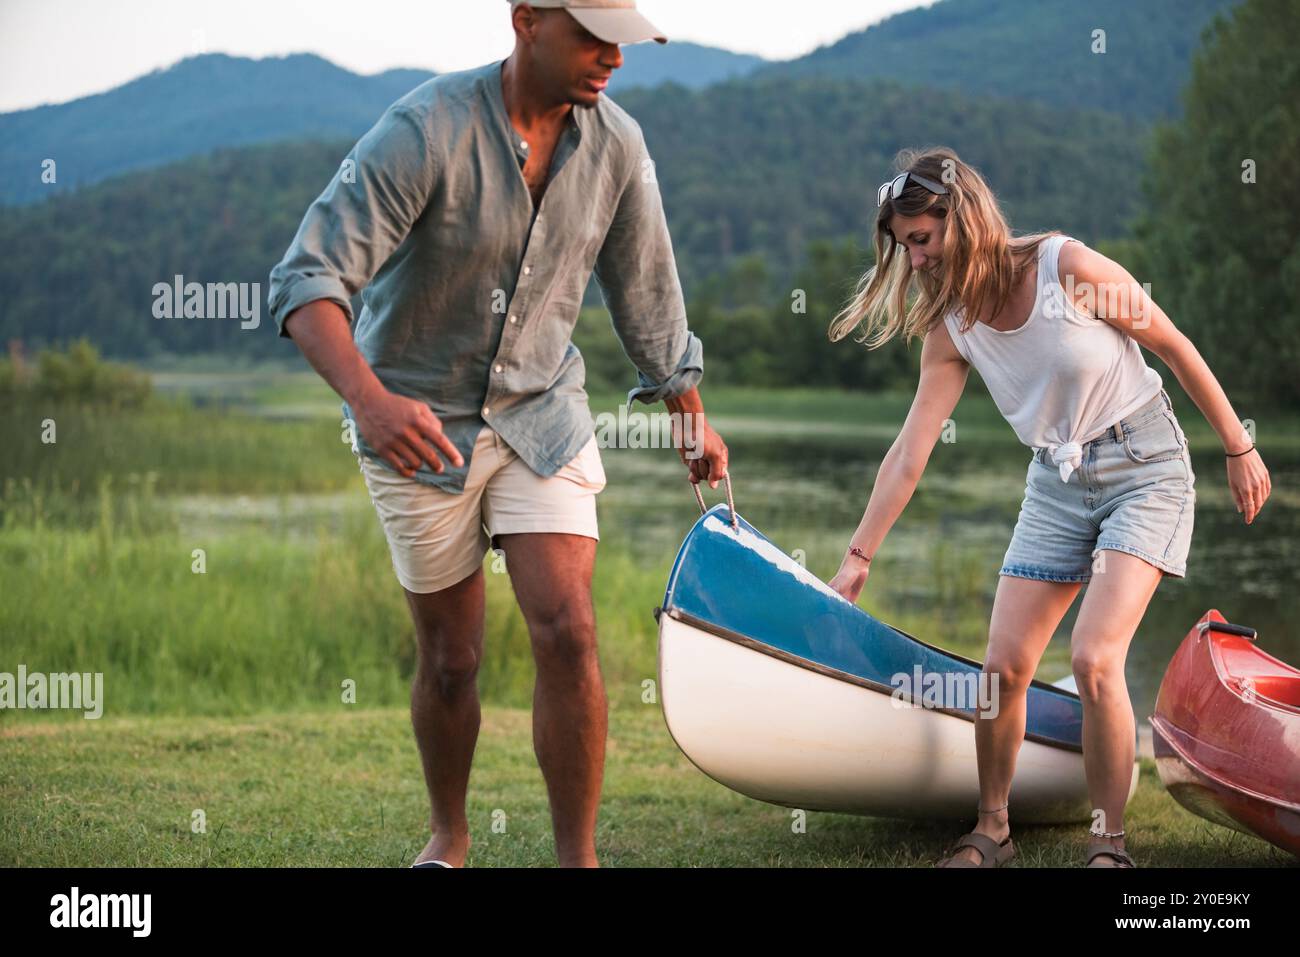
[1000,388,1196,582]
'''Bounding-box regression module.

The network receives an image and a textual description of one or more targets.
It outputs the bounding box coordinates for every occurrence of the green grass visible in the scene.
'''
[2,704,1291,867]
[5,396,354,501]
[4,378,1298,867]
[0,383,1022,724]
[0,470,1022,722]
[0,518,665,718]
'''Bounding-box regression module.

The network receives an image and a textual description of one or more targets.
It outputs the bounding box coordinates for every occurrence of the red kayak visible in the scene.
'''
[1151,609,1300,858]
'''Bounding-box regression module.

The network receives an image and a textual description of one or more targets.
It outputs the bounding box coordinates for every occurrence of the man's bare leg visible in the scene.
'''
[495,532,604,867]
[405,566,486,866]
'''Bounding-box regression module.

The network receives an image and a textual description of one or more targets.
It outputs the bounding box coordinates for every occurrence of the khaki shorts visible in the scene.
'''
[358,425,606,594]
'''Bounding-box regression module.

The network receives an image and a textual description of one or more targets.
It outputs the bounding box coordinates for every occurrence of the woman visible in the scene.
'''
[826,146,1272,867]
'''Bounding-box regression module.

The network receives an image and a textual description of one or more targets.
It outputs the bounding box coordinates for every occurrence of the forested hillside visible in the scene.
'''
[0,76,1148,360]
[765,0,1242,119]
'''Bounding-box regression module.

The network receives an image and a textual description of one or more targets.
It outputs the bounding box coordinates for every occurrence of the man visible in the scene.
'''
[267,0,728,868]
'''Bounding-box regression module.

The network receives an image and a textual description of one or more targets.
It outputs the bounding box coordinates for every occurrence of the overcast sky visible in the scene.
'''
[0,0,935,112]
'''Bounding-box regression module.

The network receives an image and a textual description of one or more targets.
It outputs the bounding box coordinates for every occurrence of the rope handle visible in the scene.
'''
[692,473,738,529]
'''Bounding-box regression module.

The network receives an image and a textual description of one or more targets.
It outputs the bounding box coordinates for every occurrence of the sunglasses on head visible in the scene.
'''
[877,170,949,207]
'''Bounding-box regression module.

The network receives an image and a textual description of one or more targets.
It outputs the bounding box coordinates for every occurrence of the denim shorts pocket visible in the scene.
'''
[1122,409,1185,465]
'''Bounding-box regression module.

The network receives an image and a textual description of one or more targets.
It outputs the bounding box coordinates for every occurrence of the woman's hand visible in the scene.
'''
[829,551,872,604]
[1227,448,1271,524]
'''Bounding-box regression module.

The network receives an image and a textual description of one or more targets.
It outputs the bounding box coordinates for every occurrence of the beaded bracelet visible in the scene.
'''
[848,546,872,562]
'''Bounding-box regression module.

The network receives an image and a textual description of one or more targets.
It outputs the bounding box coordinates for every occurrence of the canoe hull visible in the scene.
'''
[1152,718,1300,856]
[1152,610,1300,858]
[657,505,1140,822]
[660,614,1138,822]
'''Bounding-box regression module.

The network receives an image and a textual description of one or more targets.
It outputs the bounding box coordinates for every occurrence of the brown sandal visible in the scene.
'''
[1086,841,1136,868]
[936,831,1016,868]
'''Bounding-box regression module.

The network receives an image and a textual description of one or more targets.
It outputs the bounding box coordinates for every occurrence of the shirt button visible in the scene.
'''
[520,140,528,151]
[482,407,490,417]
[524,265,533,276]
[494,364,503,373]
[508,314,518,324]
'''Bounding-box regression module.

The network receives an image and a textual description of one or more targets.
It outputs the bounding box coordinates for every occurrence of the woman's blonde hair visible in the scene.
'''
[829,146,1062,348]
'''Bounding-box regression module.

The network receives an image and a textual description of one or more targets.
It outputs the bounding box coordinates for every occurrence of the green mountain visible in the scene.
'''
[764,0,1243,119]
[618,74,1149,283]
[0,43,764,207]
[0,54,432,207]
[616,40,765,91]
[2,0,1238,207]
[0,75,1149,359]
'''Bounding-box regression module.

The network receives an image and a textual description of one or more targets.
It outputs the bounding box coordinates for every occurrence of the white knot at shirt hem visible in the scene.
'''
[1047,441,1083,483]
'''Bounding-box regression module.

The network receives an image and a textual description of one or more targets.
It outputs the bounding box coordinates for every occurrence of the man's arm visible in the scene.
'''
[285,300,462,477]
[593,125,727,486]
[268,105,460,477]
[269,105,436,339]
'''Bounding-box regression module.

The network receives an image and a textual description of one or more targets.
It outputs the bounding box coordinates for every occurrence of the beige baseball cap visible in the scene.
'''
[508,0,668,45]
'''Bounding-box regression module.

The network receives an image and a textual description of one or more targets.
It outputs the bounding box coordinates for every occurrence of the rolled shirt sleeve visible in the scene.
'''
[624,333,704,406]
[268,106,437,338]
[593,125,704,406]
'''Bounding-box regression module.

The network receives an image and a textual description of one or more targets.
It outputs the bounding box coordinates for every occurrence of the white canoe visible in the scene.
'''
[656,505,1138,823]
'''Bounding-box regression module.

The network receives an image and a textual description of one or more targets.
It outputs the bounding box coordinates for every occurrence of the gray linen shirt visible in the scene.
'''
[268,58,703,492]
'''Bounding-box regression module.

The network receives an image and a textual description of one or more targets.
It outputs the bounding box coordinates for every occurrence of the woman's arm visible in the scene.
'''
[828,322,970,602]
[1061,241,1272,524]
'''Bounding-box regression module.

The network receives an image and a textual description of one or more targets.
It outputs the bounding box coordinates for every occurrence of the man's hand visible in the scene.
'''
[678,414,728,488]
[664,387,728,488]
[353,386,464,478]
[281,301,464,479]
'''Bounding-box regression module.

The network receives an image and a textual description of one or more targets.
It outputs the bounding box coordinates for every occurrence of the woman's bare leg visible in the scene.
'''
[944,574,1082,864]
[1069,549,1163,863]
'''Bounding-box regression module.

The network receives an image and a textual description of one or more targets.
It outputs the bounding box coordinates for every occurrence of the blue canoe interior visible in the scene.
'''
[659,504,1087,752]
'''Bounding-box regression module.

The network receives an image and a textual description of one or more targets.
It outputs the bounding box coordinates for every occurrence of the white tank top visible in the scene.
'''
[943,234,1162,483]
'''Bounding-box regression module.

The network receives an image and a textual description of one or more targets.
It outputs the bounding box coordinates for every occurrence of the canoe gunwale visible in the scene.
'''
[1202,625,1300,717]
[660,604,1084,755]
[660,506,1086,704]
